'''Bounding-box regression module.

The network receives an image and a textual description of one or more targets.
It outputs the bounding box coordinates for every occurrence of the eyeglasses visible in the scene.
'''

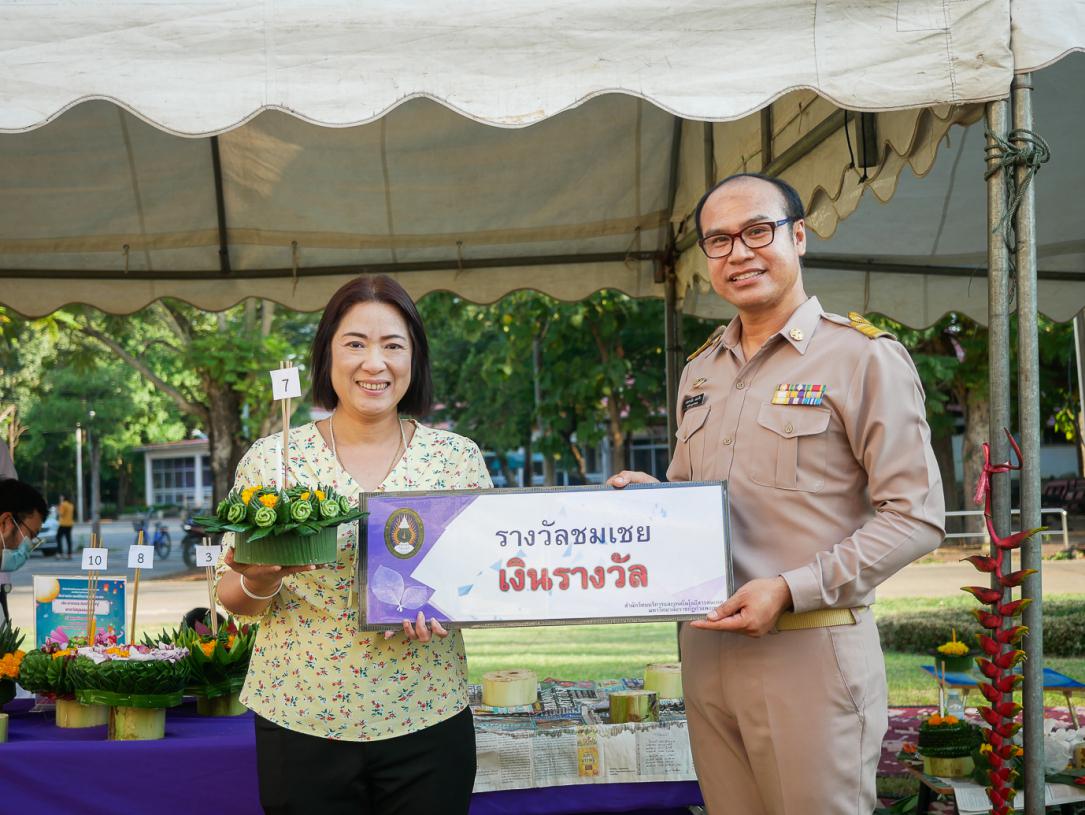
[698,217,796,259]
[17,518,42,545]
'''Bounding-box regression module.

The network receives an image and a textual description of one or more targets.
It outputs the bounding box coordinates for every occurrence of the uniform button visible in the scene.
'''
[736,381,746,390]
[722,437,733,446]
[784,423,794,434]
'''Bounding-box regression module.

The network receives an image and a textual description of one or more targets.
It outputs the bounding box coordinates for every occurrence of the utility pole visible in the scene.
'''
[75,424,84,523]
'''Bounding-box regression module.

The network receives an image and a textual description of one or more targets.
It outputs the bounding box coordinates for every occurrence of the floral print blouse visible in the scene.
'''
[214,420,492,741]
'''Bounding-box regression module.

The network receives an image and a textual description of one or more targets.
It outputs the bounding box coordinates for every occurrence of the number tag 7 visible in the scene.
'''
[270,367,302,400]
[128,545,154,569]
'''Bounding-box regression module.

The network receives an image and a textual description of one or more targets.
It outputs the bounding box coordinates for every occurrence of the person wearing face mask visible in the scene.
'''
[0,479,48,625]
[215,275,492,815]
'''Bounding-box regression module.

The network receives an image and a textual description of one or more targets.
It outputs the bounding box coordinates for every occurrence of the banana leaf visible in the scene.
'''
[69,656,190,697]
[18,649,77,697]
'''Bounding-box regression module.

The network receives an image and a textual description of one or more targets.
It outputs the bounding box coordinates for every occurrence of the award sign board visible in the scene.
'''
[33,575,126,647]
[358,482,731,629]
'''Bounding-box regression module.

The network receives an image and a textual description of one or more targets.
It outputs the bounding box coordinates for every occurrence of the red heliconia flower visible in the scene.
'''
[978,634,1001,656]
[991,526,1045,551]
[976,657,1000,679]
[988,730,1003,748]
[979,705,1001,727]
[994,720,1021,739]
[987,783,1004,805]
[962,554,998,573]
[996,743,1018,760]
[993,701,1022,718]
[993,649,1027,670]
[962,585,1004,605]
[993,673,1023,694]
[987,752,1005,770]
[979,682,1004,704]
[999,568,1038,588]
[998,598,1032,617]
[972,608,1003,629]
[994,625,1029,645]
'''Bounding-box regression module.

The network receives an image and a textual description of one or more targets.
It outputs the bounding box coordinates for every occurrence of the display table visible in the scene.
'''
[2,698,703,815]
[919,665,1083,724]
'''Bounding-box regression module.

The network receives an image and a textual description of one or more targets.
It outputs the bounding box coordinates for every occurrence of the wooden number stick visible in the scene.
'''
[205,537,219,639]
[86,534,96,640]
[129,530,144,643]
[280,359,292,490]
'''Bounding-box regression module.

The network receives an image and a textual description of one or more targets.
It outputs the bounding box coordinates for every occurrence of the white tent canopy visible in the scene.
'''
[0,0,1082,321]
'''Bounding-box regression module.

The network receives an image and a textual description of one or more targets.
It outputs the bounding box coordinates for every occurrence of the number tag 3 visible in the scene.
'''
[195,545,222,568]
[128,545,155,569]
[81,547,109,570]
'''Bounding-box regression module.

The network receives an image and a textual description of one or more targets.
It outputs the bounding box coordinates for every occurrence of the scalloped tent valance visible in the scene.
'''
[0,0,1082,324]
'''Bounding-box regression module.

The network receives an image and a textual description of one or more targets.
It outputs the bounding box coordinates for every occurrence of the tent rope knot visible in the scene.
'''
[983,127,1051,252]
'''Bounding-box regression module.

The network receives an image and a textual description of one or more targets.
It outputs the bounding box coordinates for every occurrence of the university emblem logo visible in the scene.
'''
[384,508,424,559]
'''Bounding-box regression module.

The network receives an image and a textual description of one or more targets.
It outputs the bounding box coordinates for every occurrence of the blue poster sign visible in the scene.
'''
[33,575,126,647]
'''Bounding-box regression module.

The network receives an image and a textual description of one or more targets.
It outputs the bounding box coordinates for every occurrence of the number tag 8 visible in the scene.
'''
[128,545,154,569]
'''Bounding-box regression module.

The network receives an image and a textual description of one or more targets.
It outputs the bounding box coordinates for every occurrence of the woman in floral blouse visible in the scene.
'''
[217,275,491,814]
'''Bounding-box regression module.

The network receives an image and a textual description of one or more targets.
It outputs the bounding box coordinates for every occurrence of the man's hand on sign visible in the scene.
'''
[606,470,660,489]
[690,576,793,638]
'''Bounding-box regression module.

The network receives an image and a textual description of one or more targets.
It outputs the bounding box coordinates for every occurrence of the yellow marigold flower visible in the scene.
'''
[937,641,969,656]
[260,494,279,508]
[227,634,237,651]
[200,641,216,657]
[314,489,326,501]
[942,715,959,725]
[242,486,259,505]
[300,491,311,501]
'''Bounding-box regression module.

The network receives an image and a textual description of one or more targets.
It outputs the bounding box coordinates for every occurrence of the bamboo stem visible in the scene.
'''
[206,560,218,639]
[280,359,292,490]
[130,530,143,643]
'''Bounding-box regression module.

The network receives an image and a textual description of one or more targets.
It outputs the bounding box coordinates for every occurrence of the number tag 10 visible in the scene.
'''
[81,547,109,570]
[128,545,155,569]
[195,545,222,568]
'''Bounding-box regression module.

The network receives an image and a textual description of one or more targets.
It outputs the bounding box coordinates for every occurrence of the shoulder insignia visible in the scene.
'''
[847,311,896,341]
[686,326,725,362]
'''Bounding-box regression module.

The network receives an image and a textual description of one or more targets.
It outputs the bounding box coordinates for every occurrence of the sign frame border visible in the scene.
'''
[356,480,732,630]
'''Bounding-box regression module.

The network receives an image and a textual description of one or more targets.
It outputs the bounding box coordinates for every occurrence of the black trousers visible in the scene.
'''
[56,526,73,556]
[255,707,476,815]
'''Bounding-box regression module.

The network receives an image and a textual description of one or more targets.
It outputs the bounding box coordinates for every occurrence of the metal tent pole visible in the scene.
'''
[1011,72,1045,815]
[985,99,1013,571]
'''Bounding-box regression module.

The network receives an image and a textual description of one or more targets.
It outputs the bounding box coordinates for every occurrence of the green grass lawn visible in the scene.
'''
[462,608,1085,708]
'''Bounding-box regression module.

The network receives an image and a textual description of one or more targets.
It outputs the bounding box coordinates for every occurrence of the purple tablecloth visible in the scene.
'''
[3,700,702,814]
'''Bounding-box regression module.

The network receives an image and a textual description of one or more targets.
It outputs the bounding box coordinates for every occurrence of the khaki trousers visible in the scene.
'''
[680,608,887,815]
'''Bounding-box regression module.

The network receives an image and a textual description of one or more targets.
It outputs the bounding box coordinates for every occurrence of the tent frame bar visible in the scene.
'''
[802,255,1085,281]
[209,135,231,276]
[0,250,663,281]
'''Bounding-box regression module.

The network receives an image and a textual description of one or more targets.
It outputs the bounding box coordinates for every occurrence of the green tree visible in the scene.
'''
[62,300,317,503]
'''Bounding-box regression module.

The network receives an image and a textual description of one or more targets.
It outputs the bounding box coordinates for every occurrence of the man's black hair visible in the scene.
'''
[0,478,48,522]
[694,172,806,240]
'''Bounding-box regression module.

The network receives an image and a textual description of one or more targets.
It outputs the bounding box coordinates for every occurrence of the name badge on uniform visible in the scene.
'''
[771,384,826,406]
[682,393,706,411]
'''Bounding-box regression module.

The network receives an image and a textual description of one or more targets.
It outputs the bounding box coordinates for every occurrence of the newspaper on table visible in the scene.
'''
[469,678,695,793]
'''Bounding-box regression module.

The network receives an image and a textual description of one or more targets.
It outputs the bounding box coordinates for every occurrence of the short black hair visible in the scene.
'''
[694,172,805,240]
[310,275,433,417]
[0,479,48,523]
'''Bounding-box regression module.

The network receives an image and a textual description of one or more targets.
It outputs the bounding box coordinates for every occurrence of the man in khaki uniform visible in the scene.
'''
[609,173,944,814]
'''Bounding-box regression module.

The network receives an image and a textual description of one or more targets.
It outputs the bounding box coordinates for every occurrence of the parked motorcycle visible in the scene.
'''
[132,513,172,559]
[181,510,214,569]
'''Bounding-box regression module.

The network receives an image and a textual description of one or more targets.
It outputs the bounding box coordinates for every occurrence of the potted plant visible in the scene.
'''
[18,627,109,727]
[933,629,976,673]
[196,484,362,566]
[0,620,25,708]
[68,630,190,740]
[154,615,257,716]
